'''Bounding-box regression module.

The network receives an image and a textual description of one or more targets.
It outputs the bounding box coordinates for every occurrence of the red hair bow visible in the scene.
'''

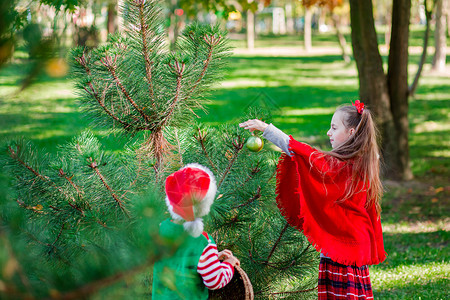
[353,100,364,114]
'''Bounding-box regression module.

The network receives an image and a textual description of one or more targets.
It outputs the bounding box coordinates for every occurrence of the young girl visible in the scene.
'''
[240,101,386,299]
[152,164,240,299]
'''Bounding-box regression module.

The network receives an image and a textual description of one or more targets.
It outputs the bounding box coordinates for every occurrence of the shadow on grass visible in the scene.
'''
[378,231,448,268]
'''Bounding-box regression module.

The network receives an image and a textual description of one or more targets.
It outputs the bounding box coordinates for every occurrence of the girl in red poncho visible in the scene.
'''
[240,101,386,299]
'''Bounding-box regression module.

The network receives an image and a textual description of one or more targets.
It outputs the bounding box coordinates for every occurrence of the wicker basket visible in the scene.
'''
[208,266,254,300]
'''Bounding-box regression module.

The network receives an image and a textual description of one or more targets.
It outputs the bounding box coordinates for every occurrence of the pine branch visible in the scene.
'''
[87,158,130,218]
[8,145,49,182]
[263,286,318,297]
[217,137,245,189]
[264,237,314,272]
[233,186,261,209]
[23,229,70,265]
[161,60,185,128]
[185,35,217,98]
[267,168,277,183]
[8,145,80,209]
[143,128,171,171]
[58,168,85,216]
[120,157,144,199]
[49,232,170,300]
[193,128,217,172]
[48,224,65,254]
[172,128,184,167]
[51,260,153,300]
[59,169,83,200]
[247,224,265,266]
[266,223,289,263]
[74,55,138,130]
[86,82,136,129]
[24,230,48,247]
[100,55,150,124]
[136,0,155,107]
[236,161,264,189]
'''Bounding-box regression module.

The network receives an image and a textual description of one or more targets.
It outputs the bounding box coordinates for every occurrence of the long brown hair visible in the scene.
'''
[324,105,383,216]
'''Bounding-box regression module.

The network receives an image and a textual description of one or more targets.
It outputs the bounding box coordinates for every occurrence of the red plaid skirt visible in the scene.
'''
[318,257,373,299]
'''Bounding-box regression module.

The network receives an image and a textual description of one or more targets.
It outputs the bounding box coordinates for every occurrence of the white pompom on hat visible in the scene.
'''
[165,163,217,237]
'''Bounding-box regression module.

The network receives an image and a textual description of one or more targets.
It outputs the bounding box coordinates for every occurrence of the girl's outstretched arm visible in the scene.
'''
[239,119,269,132]
[240,119,292,155]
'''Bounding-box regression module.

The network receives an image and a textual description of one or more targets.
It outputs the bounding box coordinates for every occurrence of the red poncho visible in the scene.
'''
[276,137,386,267]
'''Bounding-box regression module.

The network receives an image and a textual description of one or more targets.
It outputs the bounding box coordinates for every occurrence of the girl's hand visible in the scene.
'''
[239,119,269,133]
[218,249,232,260]
[224,255,240,267]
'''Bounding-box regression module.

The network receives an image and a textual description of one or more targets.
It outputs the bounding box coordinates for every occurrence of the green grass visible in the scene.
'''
[1,34,449,299]
[0,55,128,154]
[372,179,449,299]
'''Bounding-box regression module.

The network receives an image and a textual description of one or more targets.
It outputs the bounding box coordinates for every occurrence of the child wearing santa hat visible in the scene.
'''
[152,163,240,299]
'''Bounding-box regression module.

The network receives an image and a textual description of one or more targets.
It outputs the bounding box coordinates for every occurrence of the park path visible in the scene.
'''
[233,45,448,57]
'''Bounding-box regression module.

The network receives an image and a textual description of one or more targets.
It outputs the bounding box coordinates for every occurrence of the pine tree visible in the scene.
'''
[1,133,168,299]
[70,0,231,171]
[1,0,319,299]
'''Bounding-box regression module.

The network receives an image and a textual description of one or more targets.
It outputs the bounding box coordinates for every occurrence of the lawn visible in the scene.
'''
[0,34,449,299]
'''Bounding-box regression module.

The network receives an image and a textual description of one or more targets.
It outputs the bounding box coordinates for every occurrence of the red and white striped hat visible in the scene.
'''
[165,164,217,235]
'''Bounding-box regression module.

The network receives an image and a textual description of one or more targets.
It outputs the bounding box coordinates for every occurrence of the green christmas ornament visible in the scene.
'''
[246,136,264,152]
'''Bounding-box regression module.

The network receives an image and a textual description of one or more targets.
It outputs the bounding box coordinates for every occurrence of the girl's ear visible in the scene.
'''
[349,128,355,135]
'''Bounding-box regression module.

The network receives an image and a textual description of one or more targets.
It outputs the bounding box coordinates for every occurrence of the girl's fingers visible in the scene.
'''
[239,119,268,132]
[239,119,257,130]
[218,250,233,260]
[234,257,240,267]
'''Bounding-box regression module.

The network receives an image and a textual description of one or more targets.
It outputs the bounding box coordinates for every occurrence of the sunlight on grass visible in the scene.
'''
[32,129,74,140]
[272,117,309,124]
[0,124,42,134]
[282,107,335,116]
[414,92,450,101]
[429,149,450,157]
[0,86,17,94]
[382,219,449,234]
[371,262,449,291]
[414,75,450,87]
[20,86,75,100]
[291,77,358,87]
[28,103,75,113]
[0,97,78,117]
[413,121,450,133]
[221,79,274,88]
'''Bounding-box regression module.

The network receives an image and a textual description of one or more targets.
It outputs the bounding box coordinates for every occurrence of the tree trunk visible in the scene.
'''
[247,10,255,50]
[304,6,312,52]
[384,9,391,47]
[168,12,178,51]
[107,1,118,35]
[409,1,432,97]
[285,2,295,34]
[349,0,397,178]
[447,1,450,35]
[432,0,447,71]
[387,0,413,180]
[331,12,350,63]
